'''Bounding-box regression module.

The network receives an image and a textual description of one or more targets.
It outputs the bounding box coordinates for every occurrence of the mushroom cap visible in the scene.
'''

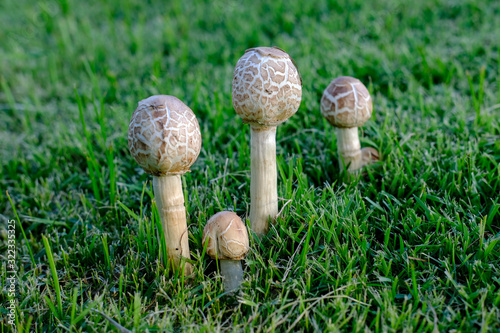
[232,47,302,128]
[202,211,249,261]
[128,95,202,176]
[320,76,373,128]
[361,147,380,165]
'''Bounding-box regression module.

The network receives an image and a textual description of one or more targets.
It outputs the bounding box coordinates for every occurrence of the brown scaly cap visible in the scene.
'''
[320,76,373,128]
[202,211,249,261]
[128,95,202,176]
[232,46,302,128]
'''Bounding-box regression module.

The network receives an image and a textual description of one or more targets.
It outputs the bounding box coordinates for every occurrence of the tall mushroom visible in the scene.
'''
[202,211,249,291]
[320,76,378,175]
[128,95,201,275]
[232,47,302,237]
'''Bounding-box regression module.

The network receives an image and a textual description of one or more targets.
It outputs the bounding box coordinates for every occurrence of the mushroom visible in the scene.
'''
[202,211,249,291]
[361,147,380,166]
[320,76,378,175]
[128,95,201,275]
[232,47,302,237]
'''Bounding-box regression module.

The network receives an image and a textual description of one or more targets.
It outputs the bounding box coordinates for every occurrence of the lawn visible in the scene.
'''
[1,0,500,331]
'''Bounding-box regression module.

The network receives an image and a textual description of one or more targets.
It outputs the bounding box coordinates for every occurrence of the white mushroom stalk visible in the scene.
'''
[320,76,378,175]
[335,126,362,171]
[203,211,250,291]
[250,126,277,236]
[128,95,202,276]
[232,47,302,237]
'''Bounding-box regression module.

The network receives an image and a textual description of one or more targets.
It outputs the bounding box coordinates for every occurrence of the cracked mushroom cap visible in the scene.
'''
[320,76,373,128]
[202,212,249,261]
[128,95,201,176]
[232,47,302,128]
[361,147,380,164]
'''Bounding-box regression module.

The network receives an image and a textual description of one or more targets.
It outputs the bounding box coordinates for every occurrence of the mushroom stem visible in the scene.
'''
[335,127,362,173]
[153,175,192,276]
[220,260,244,291]
[249,126,278,237]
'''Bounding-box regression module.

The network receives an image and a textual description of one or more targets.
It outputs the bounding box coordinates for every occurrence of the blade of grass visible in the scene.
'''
[299,218,314,271]
[102,234,111,271]
[70,287,78,324]
[42,235,63,319]
[133,293,141,330]
[7,191,35,267]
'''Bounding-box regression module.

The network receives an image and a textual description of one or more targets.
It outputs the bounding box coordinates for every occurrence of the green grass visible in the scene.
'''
[1,0,500,331]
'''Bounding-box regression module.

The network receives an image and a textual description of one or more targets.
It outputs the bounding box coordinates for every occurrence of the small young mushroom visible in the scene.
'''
[232,47,302,237]
[361,147,379,166]
[202,211,249,291]
[320,76,378,174]
[128,95,201,276]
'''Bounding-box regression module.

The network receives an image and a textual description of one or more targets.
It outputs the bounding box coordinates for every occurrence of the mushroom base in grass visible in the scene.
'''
[220,260,244,291]
[336,127,380,178]
[336,127,362,173]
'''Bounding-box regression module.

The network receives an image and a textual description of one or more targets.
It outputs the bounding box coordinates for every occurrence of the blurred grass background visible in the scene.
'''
[1,0,499,331]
